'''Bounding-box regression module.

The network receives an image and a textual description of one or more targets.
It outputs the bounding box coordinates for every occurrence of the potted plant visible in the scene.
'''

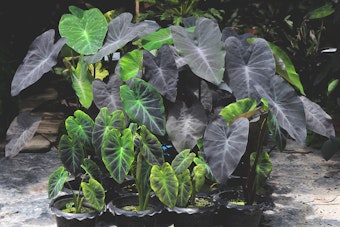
[48,159,105,227]
[8,4,336,226]
[149,149,218,227]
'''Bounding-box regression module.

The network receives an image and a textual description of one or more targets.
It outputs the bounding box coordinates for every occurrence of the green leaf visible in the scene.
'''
[150,162,179,208]
[250,152,272,194]
[219,98,257,125]
[101,128,134,184]
[120,78,166,136]
[135,152,152,210]
[59,7,108,55]
[81,178,105,211]
[327,79,339,96]
[268,42,305,95]
[141,28,173,51]
[193,157,216,182]
[81,158,102,183]
[140,125,164,166]
[119,49,143,82]
[176,169,192,207]
[65,109,94,149]
[308,3,335,19]
[92,108,126,156]
[71,57,93,108]
[192,164,206,192]
[171,149,195,175]
[58,134,85,175]
[48,166,68,199]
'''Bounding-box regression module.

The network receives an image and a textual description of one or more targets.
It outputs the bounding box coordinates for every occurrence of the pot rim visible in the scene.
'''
[107,193,164,217]
[50,194,105,221]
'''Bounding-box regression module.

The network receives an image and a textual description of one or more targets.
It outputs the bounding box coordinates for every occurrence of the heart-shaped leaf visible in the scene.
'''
[254,76,307,143]
[119,49,143,82]
[120,78,166,136]
[92,75,124,113]
[176,169,192,207]
[58,134,85,176]
[171,149,195,175]
[92,108,126,156]
[141,27,173,51]
[65,110,94,150]
[101,128,134,184]
[166,101,207,152]
[219,98,257,125]
[225,37,275,100]
[81,178,105,211]
[139,125,164,166]
[171,18,225,85]
[135,152,152,210]
[300,96,335,139]
[59,7,108,55]
[81,158,102,183]
[5,112,41,158]
[11,29,66,96]
[150,162,178,208]
[48,166,68,199]
[84,13,159,63]
[143,45,179,102]
[204,117,249,183]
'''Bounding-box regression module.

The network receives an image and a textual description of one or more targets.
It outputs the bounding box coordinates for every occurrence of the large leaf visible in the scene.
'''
[11,29,66,96]
[119,49,143,82]
[150,162,178,208]
[224,37,275,100]
[101,128,134,184]
[65,110,94,150]
[120,78,166,136]
[268,41,305,95]
[59,7,108,55]
[92,108,126,156]
[300,96,335,139]
[58,134,85,176]
[254,76,307,143]
[84,13,159,63]
[139,125,164,166]
[219,98,257,125]
[5,112,41,158]
[204,117,249,183]
[141,27,173,51]
[171,149,195,175]
[166,101,207,152]
[307,3,335,19]
[171,18,225,85]
[144,45,179,102]
[81,158,102,183]
[176,169,192,207]
[48,166,68,199]
[81,178,105,211]
[71,56,93,108]
[92,75,124,113]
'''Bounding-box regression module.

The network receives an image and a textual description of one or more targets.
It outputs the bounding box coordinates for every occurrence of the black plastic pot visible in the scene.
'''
[50,194,104,227]
[107,193,164,227]
[214,190,265,227]
[166,194,218,227]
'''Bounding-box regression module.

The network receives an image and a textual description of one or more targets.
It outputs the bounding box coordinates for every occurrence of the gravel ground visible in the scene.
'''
[0,139,339,227]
